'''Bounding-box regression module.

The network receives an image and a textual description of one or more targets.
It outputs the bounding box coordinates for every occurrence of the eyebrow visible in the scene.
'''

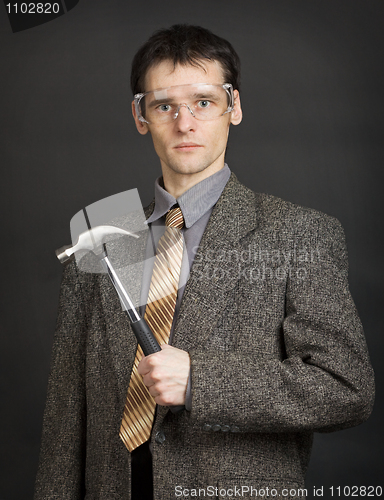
[147,97,173,109]
[190,92,217,100]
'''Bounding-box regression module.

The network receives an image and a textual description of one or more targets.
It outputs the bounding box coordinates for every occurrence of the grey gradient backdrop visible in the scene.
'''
[0,1,383,499]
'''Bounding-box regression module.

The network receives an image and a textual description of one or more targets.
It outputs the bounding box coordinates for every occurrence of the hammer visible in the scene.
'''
[56,224,161,356]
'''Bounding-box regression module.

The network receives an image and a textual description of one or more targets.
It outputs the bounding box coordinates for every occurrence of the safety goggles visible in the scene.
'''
[134,83,234,124]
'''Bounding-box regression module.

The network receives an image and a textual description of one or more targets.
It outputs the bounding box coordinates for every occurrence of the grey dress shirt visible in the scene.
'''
[140,164,231,410]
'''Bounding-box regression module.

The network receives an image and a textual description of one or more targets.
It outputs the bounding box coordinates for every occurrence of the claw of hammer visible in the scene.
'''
[55,225,139,263]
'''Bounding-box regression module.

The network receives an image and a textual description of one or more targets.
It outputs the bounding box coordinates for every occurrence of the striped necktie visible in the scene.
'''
[119,207,185,452]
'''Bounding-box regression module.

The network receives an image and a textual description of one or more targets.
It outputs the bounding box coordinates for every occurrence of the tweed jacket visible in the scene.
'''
[35,173,374,500]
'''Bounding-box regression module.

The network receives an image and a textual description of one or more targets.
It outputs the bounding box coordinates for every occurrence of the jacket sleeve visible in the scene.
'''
[34,261,92,499]
[188,216,375,433]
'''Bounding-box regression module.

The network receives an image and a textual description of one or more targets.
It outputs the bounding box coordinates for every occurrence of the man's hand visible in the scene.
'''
[137,344,190,406]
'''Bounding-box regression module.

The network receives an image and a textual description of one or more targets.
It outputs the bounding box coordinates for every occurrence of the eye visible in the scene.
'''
[198,100,210,108]
[158,104,172,113]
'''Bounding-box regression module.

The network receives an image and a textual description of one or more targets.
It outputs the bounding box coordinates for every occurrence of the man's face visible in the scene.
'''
[132,60,242,185]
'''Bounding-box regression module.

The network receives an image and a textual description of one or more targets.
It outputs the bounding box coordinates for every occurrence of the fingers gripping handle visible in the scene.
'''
[129,316,184,414]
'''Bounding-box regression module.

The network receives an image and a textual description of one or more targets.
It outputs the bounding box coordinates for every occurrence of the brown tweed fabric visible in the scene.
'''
[34,173,374,499]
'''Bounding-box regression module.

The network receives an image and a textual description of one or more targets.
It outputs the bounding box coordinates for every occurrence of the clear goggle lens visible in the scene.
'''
[134,83,234,124]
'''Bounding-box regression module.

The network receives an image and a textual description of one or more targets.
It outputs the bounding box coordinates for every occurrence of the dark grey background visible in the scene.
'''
[0,1,383,498]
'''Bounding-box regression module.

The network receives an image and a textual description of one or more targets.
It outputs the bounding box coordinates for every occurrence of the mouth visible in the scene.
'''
[174,142,203,151]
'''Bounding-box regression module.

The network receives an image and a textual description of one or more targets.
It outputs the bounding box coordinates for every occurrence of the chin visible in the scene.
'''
[171,165,209,176]
[167,157,214,176]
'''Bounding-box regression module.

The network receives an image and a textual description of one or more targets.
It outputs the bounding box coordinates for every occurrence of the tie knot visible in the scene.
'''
[165,207,184,229]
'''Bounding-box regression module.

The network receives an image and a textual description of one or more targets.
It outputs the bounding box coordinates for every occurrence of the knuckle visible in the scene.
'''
[147,356,157,367]
[156,394,172,406]
[153,381,164,394]
[151,368,162,382]
[149,387,158,398]
[162,394,174,405]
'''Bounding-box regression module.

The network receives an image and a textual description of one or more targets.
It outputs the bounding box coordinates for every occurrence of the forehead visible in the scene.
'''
[143,60,226,92]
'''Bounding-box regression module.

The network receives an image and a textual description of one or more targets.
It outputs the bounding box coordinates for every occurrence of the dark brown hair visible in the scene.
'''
[131,24,241,95]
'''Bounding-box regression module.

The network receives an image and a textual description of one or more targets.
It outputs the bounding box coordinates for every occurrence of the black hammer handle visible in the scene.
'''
[130,316,161,356]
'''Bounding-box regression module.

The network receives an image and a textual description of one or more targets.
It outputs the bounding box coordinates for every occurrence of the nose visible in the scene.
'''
[174,104,196,131]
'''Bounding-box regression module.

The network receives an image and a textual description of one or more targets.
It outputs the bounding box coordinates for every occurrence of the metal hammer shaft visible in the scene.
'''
[98,254,161,356]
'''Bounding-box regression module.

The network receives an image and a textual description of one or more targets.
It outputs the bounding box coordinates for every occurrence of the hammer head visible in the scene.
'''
[56,225,139,264]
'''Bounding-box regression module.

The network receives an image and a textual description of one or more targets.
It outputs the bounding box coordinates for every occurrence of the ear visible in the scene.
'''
[230,90,242,126]
[132,101,149,135]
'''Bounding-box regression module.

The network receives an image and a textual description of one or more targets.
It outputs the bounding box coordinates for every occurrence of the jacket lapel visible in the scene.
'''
[171,173,258,352]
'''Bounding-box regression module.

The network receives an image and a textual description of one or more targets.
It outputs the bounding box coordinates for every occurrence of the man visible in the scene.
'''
[35,25,374,499]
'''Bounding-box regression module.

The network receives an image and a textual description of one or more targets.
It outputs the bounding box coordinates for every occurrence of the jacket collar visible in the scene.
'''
[144,172,257,239]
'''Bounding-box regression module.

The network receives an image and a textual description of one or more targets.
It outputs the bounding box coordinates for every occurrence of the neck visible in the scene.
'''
[161,158,225,199]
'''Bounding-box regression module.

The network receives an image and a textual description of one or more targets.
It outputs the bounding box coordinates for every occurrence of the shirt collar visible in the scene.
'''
[146,164,231,228]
